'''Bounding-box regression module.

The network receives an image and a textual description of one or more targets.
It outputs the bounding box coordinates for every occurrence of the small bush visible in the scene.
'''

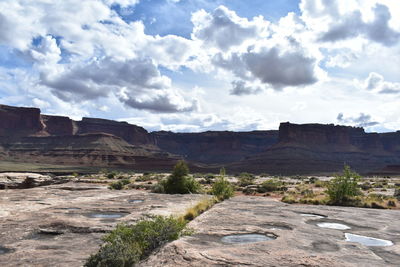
[159,161,201,194]
[109,179,130,190]
[211,177,234,200]
[388,200,396,207]
[327,165,361,205]
[85,216,188,267]
[258,179,284,193]
[238,172,256,187]
[107,172,118,179]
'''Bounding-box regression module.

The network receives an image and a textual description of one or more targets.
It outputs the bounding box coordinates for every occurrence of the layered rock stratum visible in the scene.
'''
[1,104,400,174]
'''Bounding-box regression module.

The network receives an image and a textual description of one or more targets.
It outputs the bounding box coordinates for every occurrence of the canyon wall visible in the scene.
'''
[1,104,400,174]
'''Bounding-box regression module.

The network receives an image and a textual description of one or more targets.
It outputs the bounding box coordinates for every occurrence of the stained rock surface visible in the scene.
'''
[0,182,205,266]
[141,197,400,267]
[0,172,67,189]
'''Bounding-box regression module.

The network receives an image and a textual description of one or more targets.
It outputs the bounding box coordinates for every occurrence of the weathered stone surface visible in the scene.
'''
[141,197,400,267]
[0,182,207,266]
[0,172,67,189]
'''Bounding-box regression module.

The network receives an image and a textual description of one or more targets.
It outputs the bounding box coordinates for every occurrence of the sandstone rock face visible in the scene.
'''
[141,197,400,267]
[0,182,207,266]
[230,123,400,174]
[1,104,400,174]
[42,115,74,136]
[152,130,278,163]
[1,133,178,169]
[0,104,43,137]
[76,117,154,146]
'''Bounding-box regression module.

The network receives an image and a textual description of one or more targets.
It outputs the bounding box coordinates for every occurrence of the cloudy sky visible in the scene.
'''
[0,0,399,132]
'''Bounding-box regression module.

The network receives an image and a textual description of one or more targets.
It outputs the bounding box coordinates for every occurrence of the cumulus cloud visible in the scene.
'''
[213,46,319,91]
[192,5,268,51]
[337,112,379,128]
[320,4,400,46]
[364,72,400,94]
[41,57,197,113]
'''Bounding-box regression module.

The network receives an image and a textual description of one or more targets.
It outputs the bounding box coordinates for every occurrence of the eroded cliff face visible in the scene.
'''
[76,118,153,146]
[152,130,279,164]
[1,104,400,174]
[0,105,43,137]
[230,123,400,174]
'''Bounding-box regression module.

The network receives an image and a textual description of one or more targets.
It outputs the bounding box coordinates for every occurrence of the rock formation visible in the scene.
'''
[1,104,400,174]
[152,130,278,164]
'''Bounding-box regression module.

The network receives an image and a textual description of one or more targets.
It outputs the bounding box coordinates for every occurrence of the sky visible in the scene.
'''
[0,0,399,133]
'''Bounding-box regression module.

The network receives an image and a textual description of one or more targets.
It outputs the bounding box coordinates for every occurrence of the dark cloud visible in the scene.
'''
[320,4,400,46]
[213,47,318,92]
[230,80,262,95]
[337,112,379,128]
[41,57,197,113]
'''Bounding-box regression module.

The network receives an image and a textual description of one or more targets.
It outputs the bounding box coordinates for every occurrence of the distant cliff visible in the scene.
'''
[230,122,400,174]
[1,104,400,174]
[152,130,278,164]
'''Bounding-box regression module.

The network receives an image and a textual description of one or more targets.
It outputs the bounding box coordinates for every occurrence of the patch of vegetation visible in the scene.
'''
[258,179,285,193]
[157,161,201,194]
[108,179,130,190]
[211,168,234,200]
[237,172,256,187]
[183,197,216,221]
[327,165,361,205]
[85,215,188,267]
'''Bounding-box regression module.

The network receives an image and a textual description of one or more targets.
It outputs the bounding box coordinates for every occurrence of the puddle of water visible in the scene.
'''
[84,212,128,219]
[58,207,81,211]
[345,233,393,247]
[128,199,144,203]
[221,234,276,244]
[300,213,326,219]
[317,223,351,230]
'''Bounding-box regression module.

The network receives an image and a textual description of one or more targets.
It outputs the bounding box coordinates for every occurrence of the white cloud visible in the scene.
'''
[363,72,400,94]
[191,6,268,51]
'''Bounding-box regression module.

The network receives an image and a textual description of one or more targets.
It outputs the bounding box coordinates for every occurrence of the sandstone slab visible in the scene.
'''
[0,182,206,266]
[141,197,400,267]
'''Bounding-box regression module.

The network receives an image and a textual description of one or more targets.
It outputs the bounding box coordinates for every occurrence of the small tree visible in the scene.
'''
[327,165,361,205]
[162,161,201,194]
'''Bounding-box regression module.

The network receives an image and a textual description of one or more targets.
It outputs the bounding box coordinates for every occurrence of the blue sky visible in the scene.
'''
[0,0,399,132]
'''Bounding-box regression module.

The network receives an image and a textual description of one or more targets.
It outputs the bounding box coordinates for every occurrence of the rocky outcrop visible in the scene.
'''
[76,117,153,146]
[141,196,400,267]
[230,123,400,174]
[42,115,75,136]
[0,104,43,137]
[0,173,67,189]
[0,133,178,169]
[152,130,278,164]
[1,104,400,174]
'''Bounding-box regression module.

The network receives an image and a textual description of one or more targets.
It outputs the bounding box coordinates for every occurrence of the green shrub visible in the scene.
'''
[258,179,284,193]
[159,161,201,194]
[85,216,188,267]
[327,165,361,205]
[238,172,256,187]
[107,172,117,179]
[212,177,234,200]
[108,179,130,190]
